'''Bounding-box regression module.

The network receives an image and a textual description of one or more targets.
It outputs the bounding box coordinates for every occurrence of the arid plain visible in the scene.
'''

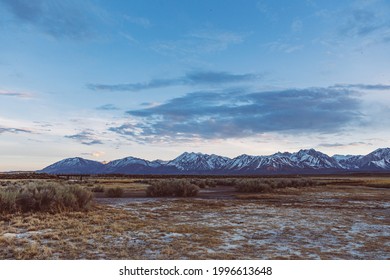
[0,175,389,259]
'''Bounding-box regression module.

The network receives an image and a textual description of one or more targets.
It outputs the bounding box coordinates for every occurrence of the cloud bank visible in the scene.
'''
[333,84,390,91]
[108,87,363,142]
[88,71,259,92]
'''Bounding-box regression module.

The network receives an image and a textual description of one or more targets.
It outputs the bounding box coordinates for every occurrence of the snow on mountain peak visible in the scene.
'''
[39,148,390,174]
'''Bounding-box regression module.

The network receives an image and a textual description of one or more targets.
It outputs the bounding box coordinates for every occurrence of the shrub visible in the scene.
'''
[105,187,124,198]
[0,182,93,213]
[205,179,218,188]
[91,185,105,192]
[235,178,317,193]
[146,179,199,197]
[235,179,273,193]
[214,178,237,186]
[0,190,18,213]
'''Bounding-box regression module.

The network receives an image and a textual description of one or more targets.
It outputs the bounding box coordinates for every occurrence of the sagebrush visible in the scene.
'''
[105,187,124,197]
[146,179,199,197]
[0,181,93,213]
[235,178,317,193]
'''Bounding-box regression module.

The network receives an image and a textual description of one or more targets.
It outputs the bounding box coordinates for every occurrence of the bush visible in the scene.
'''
[0,182,93,213]
[105,187,124,198]
[235,178,317,193]
[235,179,273,193]
[91,185,105,192]
[146,179,199,197]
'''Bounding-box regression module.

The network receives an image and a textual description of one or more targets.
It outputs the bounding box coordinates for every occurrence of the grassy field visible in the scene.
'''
[0,175,389,259]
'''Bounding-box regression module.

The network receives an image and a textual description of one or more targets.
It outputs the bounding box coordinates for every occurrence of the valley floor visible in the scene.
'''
[0,178,389,259]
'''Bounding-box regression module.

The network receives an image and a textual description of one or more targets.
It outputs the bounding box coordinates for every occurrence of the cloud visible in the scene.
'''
[108,87,364,142]
[88,70,259,92]
[0,126,32,134]
[318,142,372,148]
[0,90,32,98]
[0,0,96,39]
[340,9,383,37]
[81,151,105,158]
[291,19,303,33]
[123,15,151,28]
[336,3,390,45]
[266,41,304,53]
[256,0,277,21]
[332,84,390,90]
[96,104,120,111]
[65,130,103,145]
[152,29,246,56]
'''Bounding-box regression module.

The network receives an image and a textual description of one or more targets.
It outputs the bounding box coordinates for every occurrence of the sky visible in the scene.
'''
[0,0,390,171]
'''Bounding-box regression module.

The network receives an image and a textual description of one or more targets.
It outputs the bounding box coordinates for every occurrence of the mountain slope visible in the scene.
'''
[39,157,105,174]
[38,148,390,174]
[103,156,160,174]
[166,152,231,172]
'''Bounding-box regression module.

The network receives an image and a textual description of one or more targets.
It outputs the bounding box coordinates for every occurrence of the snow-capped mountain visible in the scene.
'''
[40,157,105,174]
[225,149,340,173]
[291,149,341,169]
[355,148,390,170]
[166,152,231,172]
[103,156,162,174]
[332,148,390,170]
[38,148,390,174]
[332,154,364,169]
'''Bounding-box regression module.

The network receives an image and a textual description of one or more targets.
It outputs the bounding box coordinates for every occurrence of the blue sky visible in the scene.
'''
[1,0,390,171]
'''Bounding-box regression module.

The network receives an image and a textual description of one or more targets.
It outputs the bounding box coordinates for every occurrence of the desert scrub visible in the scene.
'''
[190,179,216,189]
[105,187,124,198]
[0,181,93,213]
[235,178,317,193]
[91,185,105,193]
[235,179,273,193]
[146,179,199,197]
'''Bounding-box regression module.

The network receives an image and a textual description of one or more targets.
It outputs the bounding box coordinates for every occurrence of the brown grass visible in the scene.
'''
[1,176,389,260]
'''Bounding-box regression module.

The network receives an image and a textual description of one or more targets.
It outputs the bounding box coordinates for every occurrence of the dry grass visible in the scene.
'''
[1,176,389,259]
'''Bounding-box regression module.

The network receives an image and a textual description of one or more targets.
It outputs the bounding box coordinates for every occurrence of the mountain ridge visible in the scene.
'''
[38,148,390,175]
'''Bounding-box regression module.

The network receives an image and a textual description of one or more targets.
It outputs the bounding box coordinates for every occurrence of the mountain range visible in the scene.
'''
[38,148,390,175]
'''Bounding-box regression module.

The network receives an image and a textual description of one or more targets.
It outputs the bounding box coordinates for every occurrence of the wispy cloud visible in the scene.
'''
[312,1,390,51]
[108,87,363,143]
[318,142,372,148]
[0,0,97,39]
[81,151,106,158]
[291,19,303,33]
[88,70,260,92]
[0,126,32,134]
[340,8,385,38]
[152,29,246,56]
[332,84,390,90]
[96,104,120,111]
[65,130,103,145]
[256,0,277,21]
[123,15,151,28]
[0,90,32,98]
[266,40,304,53]
[336,2,390,45]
